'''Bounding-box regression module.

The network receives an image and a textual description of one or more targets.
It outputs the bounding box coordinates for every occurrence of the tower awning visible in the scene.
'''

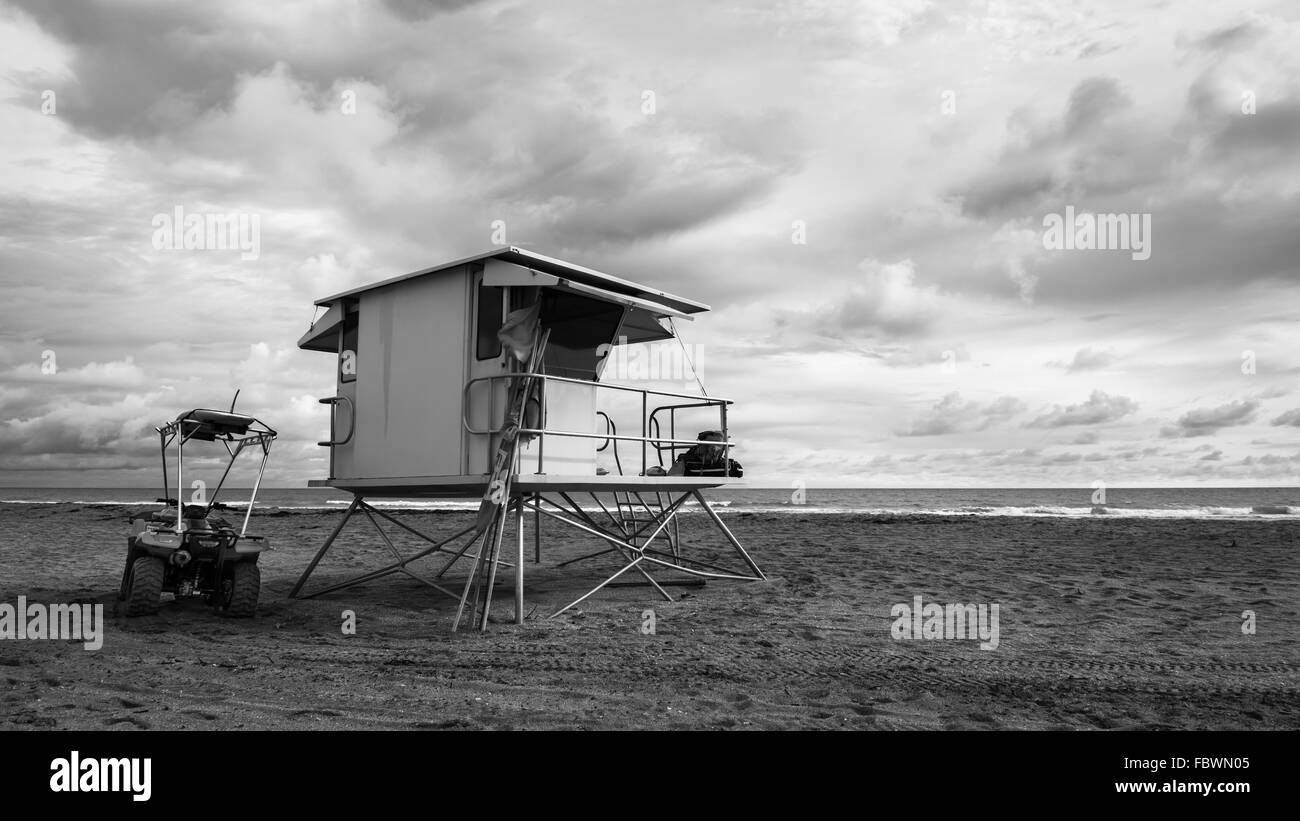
[297,301,346,352]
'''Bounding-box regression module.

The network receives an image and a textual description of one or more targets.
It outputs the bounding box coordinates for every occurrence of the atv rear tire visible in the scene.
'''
[124,556,164,616]
[221,562,260,617]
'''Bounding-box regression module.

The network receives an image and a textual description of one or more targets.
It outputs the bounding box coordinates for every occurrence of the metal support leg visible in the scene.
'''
[288,496,362,598]
[516,495,526,624]
[692,490,766,580]
[294,508,479,600]
[533,492,541,564]
[551,559,643,617]
[557,545,618,568]
[433,531,483,579]
[360,506,463,599]
[526,493,690,615]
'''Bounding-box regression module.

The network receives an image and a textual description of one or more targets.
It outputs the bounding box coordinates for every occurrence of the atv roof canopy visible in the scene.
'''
[156,408,277,536]
[164,409,277,443]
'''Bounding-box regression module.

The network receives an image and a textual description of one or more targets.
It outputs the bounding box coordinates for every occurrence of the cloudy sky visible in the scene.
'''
[1,0,1297,488]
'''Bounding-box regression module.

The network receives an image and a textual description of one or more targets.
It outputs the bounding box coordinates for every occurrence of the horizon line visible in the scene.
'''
[1,485,1297,491]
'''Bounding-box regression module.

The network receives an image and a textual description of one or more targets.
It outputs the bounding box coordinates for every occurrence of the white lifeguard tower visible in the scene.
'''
[289,247,764,629]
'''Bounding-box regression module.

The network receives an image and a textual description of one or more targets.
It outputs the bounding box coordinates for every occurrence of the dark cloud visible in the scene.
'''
[775,260,947,341]
[0,403,157,457]
[1239,452,1300,469]
[464,105,801,248]
[1272,408,1300,427]
[1078,40,1122,60]
[1027,390,1138,427]
[904,393,974,437]
[1033,193,1300,302]
[381,0,485,22]
[945,78,1163,227]
[982,396,1027,427]
[6,0,486,140]
[1063,77,1131,136]
[1160,398,1261,437]
[1191,22,1264,53]
[522,171,778,247]
[7,0,252,138]
[903,392,1025,437]
[944,56,1300,302]
[1209,100,1300,161]
[956,170,1057,220]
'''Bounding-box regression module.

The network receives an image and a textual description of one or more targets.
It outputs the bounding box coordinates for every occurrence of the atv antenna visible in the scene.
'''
[229,389,240,413]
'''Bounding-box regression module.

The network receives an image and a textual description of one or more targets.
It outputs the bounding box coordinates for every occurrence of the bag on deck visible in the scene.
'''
[668,430,742,477]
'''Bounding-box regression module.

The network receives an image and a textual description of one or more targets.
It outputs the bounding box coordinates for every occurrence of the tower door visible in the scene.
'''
[329,311,359,479]
[465,273,512,474]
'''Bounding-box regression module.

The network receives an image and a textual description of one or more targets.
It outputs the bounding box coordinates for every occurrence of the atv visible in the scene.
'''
[119,403,277,617]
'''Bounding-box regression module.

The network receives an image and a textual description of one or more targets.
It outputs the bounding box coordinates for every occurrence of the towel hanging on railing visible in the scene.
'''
[498,301,541,364]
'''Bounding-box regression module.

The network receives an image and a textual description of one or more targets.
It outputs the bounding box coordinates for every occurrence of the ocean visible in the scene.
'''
[1,486,1297,519]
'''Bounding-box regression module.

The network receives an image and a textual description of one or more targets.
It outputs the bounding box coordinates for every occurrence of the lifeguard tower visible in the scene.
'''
[288,247,764,630]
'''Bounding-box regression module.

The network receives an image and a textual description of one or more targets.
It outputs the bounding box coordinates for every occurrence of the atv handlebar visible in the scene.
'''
[155,498,230,511]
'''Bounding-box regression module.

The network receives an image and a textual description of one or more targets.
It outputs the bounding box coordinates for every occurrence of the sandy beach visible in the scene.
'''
[2,505,1297,730]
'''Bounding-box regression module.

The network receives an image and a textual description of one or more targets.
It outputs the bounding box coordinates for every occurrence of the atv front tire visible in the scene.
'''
[220,562,260,617]
[124,556,164,616]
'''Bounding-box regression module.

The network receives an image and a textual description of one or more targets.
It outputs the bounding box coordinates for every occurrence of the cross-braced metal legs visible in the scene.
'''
[521,490,764,618]
[289,489,764,631]
[287,495,505,601]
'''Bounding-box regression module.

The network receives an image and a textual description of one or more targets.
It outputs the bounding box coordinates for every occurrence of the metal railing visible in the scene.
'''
[648,401,731,468]
[462,372,734,477]
[317,395,355,447]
